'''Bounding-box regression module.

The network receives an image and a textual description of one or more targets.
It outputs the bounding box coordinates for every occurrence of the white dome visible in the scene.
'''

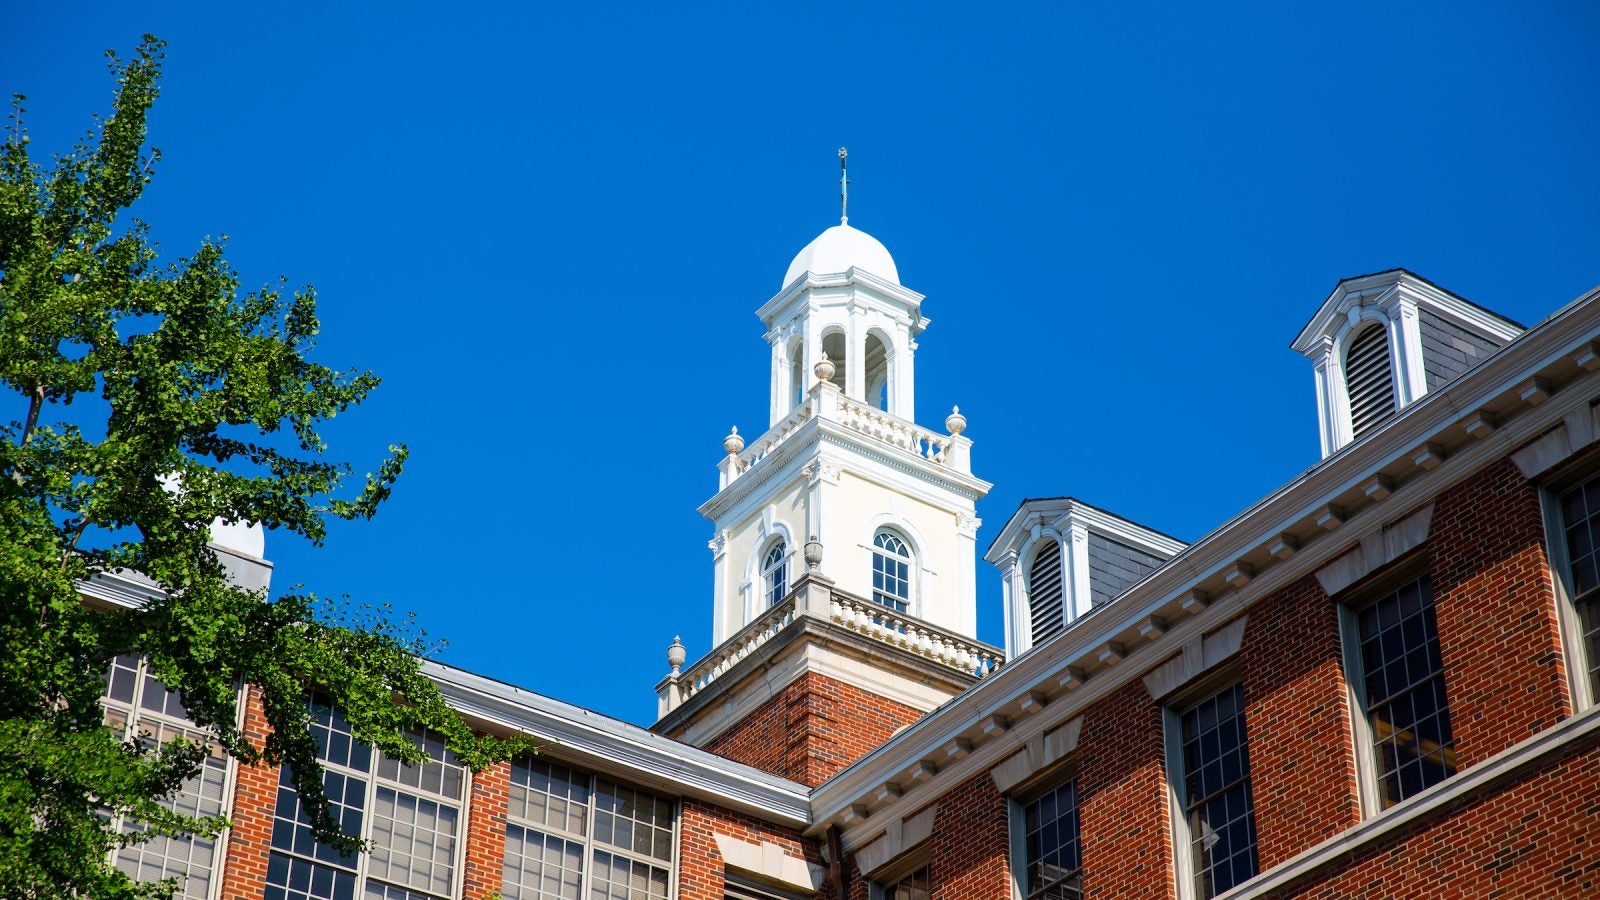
[782,222,900,288]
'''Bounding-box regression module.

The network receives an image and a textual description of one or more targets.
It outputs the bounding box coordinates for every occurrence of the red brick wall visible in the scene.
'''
[461,759,509,900]
[1077,679,1173,899]
[218,686,275,900]
[703,671,926,787]
[1280,738,1600,898]
[678,799,823,900]
[929,772,1010,899]
[1240,576,1363,869]
[1428,457,1572,766]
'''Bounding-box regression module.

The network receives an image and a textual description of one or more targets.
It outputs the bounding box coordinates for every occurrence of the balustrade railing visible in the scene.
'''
[827,590,1003,678]
[720,383,965,490]
[836,395,952,464]
[659,581,1005,717]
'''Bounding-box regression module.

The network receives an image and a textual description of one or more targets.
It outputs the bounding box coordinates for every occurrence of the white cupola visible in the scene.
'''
[759,220,925,426]
[1292,269,1523,458]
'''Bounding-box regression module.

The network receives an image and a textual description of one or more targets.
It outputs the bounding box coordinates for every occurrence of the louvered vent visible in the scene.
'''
[1029,539,1066,644]
[1346,325,1396,438]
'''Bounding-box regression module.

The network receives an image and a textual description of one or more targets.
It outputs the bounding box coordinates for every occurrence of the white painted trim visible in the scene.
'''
[713,834,825,893]
[1141,617,1248,700]
[1312,504,1434,597]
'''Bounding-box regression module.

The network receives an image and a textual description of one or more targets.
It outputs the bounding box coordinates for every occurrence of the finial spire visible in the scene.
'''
[838,147,849,224]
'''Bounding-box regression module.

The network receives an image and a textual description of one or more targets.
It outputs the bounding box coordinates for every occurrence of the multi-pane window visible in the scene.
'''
[1021,780,1082,900]
[1353,575,1456,807]
[265,700,466,900]
[1557,475,1600,697]
[501,756,674,900]
[1176,684,1258,898]
[763,542,789,607]
[101,654,232,900]
[880,863,931,900]
[872,531,912,613]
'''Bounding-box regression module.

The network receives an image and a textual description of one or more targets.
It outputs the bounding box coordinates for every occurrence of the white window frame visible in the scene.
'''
[265,703,470,900]
[868,852,931,900]
[871,529,915,615]
[1008,773,1083,900]
[101,654,240,900]
[761,539,791,608]
[500,754,678,900]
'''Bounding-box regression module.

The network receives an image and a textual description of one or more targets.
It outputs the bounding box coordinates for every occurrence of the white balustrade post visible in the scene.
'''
[813,379,841,423]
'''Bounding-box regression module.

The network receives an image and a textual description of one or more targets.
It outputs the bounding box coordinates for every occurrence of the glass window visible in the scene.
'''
[500,757,674,900]
[881,863,931,900]
[872,531,912,613]
[265,700,464,900]
[1177,684,1258,898]
[762,542,789,607]
[1557,475,1600,698]
[1021,780,1082,900]
[100,654,233,900]
[1353,576,1456,807]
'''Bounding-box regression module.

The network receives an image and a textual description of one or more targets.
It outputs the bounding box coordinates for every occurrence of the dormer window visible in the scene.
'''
[1028,539,1066,645]
[1344,323,1396,439]
[1293,270,1523,458]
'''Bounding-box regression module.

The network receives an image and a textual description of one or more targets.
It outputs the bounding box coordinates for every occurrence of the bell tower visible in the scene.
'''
[652,182,1002,786]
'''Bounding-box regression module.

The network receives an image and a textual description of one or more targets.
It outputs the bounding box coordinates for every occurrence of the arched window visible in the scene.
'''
[1345,324,1396,439]
[762,541,789,607]
[872,530,912,613]
[1028,539,1066,644]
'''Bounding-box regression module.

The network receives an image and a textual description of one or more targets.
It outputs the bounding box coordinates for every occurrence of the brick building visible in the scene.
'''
[99,218,1600,900]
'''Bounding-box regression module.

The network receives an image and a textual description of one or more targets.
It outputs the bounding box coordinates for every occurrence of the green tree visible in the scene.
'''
[0,36,532,898]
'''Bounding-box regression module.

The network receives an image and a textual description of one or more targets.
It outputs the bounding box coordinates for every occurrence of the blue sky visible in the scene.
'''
[6,2,1599,726]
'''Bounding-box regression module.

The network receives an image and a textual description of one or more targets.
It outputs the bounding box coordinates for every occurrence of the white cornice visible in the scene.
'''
[757,269,930,334]
[984,498,1186,564]
[1291,269,1522,356]
[421,661,811,827]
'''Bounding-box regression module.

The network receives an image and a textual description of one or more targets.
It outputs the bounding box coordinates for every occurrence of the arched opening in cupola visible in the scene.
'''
[864,331,891,411]
[821,329,848,393]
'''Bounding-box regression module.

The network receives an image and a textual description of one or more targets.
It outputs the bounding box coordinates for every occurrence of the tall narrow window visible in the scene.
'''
[1028,539,1066,645]
[1021,779,1082,900]
[101,654,232,900]
[1176,684,1258,898]
[872,531,912,613]
[1345,324,1396,438]
[501,757,674,900]
[762,542,789,607]
[1556,475,1600,698]
[265,700,466,900]
[1352,576,1456,807]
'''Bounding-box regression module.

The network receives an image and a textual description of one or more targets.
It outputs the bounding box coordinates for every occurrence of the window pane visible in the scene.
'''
[1024,781,1082,898]
[1180,684,1258,898]
[1356,576,1456,807]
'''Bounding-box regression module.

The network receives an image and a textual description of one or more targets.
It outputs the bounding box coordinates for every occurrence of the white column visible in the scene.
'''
[770,340,788,426]
[997,551,1021,657]
[1385,294,1428,406]
[895,326,916,419]
[1065,522,1092,621]
[709,531,732,644]
[848,309,866,400]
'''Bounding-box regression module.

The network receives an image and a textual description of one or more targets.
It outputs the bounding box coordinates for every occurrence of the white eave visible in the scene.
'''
[1291,268,1524,355]
[984,497,1186,564]
[757,268,930,334]
[422,660,811,827]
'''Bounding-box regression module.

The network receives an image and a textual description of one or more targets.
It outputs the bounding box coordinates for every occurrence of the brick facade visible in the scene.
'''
[461,760,510,900]
[702,670,926,787]
[1240,575,1363,869]
[1076,679,1173,899]
[218,686,275,900]
[678,800,822,900]
[1428,457,1572,764]
[1280,739,1600,898]
[928,773,1010,900]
